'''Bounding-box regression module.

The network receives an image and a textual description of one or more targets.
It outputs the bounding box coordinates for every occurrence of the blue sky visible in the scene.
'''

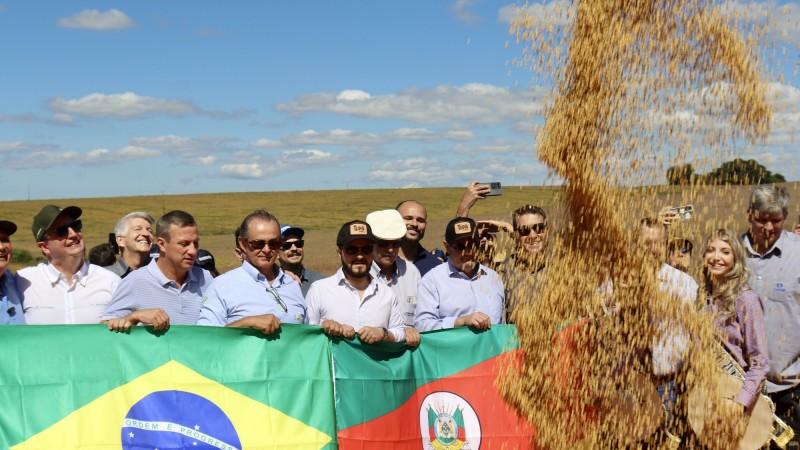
[0,1,798,200]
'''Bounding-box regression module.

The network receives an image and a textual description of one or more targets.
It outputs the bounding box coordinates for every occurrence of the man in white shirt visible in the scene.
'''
[366,209,421,346]
[18,205,120,324]
[305,220,408,345]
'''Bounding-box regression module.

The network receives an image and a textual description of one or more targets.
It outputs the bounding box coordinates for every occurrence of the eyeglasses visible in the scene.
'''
[266,286,287,312]
[344,245,373,255]
[375,240,401,248]
[245,239,282,251]
[49,220,83,239]
[280,240,304,251]
[516,223,546,236]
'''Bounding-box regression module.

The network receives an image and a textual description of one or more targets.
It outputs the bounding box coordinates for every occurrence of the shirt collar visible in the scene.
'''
[242,261,288,286]
[446,261,486,280]
[742,231,785,258]
[45,260,90,286]
[146,257,198,287]
[370,260,403,281]
[335,267,379,295]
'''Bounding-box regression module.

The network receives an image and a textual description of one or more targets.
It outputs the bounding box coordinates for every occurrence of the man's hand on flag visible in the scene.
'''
[454,312,491,330]
[106,308,170,332]
[322,319,356,339]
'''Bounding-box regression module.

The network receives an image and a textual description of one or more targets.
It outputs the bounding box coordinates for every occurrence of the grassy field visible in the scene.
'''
[2,183,798,275]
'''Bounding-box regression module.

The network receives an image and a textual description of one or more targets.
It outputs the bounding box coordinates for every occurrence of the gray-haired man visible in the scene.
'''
[741,185,800,443]
[105,211,155,278]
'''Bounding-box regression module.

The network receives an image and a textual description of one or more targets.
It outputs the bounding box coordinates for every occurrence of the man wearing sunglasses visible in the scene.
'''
[415,217,505,332]
[102,210,213,331]
[278,225,324,297]
[0,220,24,324]
[198,210,306,333]
[366,209,422,346]
[305,220,407,344]
[18,205,120,324]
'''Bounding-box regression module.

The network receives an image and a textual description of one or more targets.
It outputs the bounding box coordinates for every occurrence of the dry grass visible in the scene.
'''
[0,185,559,274]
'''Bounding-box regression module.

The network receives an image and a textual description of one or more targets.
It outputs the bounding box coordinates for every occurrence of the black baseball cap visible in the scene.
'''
[336,220,374,247]
[445,217,478,245]
[0,220,17,236]
[32,205,82,241]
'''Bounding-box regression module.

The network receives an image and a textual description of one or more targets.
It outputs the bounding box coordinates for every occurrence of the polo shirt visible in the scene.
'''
[370,258,421,326]
[743,231,800,392]
[0,271,24,324]
[305,269,406,342]
[198,261,306,326]
[415,261,505,331]
[101,258,213,325]
[18,261,120,324]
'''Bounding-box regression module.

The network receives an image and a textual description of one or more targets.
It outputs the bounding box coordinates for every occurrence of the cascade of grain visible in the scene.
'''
[500,0,771,447]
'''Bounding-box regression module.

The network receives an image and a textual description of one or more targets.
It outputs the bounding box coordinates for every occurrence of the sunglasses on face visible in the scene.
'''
[281,240,305,251]
[245,239,282,251]
[376,240,402,248]
[49,219,83,239]
[516,223,546,236]
[344,245,373,256]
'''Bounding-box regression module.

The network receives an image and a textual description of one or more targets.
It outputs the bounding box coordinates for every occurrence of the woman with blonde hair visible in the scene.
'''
[702,228,768,410]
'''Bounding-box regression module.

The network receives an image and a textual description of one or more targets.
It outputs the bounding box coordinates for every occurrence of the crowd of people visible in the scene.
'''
[0,183,800,445]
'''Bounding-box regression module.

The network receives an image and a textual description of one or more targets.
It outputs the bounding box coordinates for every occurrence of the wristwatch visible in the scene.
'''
[381,327,389,341]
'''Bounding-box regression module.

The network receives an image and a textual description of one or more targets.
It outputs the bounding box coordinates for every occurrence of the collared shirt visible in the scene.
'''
[707,289,769,407]
[18,262,120,324]
[0,271,24,324]
[415,261,505,331]
[305,269,406,342]
[742,230,800,392]
[101,258,213,325]
[104,256,133,278]
[498,254,546,322]
[198,261,306,326]
[410,245,443,277]
[370,258,421,326]
[299,267,325,297]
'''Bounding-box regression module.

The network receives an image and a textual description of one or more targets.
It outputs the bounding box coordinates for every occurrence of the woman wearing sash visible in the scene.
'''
[701,229,769,445]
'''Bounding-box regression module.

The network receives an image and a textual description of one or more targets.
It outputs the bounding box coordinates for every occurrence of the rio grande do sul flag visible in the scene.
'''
[333,325,535,450]
[0,324,335,450]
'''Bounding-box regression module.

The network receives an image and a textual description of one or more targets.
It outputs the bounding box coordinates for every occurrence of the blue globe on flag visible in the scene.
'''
[122,390,242,450]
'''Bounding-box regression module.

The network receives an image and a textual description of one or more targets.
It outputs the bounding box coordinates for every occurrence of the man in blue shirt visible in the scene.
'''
[415,217,505,331]
[0,220,24,324]
[102,210,213,331]
[198,210,306,333]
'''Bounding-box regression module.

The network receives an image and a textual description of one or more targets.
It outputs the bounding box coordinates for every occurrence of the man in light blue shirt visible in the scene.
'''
[198,210,305,333]
[0,220,24,325]
[102,210,213,331]
[415,217,505,331]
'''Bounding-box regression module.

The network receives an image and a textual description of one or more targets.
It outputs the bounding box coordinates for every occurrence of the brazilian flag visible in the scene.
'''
[0,325,335,449]
[333,325,535,449]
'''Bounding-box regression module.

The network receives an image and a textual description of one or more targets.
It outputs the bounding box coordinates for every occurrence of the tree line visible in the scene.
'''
[666,158,786,185]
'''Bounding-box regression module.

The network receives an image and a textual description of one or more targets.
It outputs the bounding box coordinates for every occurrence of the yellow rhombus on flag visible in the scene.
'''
[12,360,331,450]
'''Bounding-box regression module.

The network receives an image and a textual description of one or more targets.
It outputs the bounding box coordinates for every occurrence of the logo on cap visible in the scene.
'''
[350,223,368,235]
[454,222,472,234]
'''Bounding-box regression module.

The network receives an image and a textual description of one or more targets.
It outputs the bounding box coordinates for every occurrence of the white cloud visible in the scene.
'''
[50,92,196,119]
[221,163,264,179]
[197,156,218,165]
[57,9,134,31]
[451,0,481,23]
[276,83,545,124]
[0,142,160,168]
[130,135,236,155]
[253,138,282,148]
[282,149,340,165]
[255,126,477,150]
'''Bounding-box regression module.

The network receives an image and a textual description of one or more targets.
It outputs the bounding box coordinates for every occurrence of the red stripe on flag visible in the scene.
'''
[337,351,536,450]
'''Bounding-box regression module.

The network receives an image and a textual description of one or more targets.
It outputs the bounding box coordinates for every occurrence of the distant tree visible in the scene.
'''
[666,163,695,185]
[667,158,784,185]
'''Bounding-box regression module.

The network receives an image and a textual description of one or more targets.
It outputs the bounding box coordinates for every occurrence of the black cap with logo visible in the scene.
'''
[336,220,374,247]
[445,217,478,244]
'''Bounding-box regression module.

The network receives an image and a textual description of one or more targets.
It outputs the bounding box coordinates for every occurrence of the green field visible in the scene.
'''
[2,183,798,275]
